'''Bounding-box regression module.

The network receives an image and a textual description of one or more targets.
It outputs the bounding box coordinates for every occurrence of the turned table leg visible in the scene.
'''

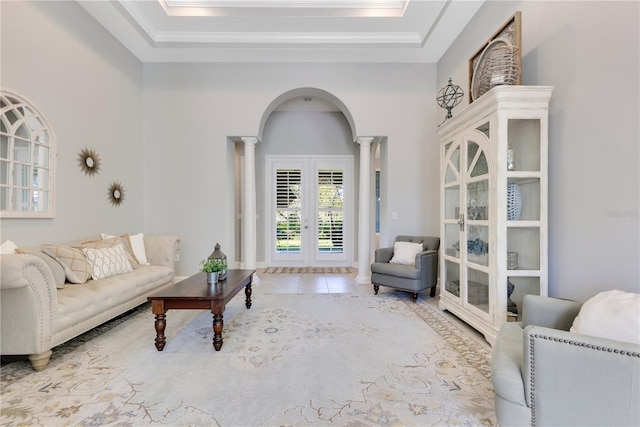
[154,314,167,351]
[245,284,252,309]
[213,313,224,351]
[373,284,379,295]
[151,300,167,351]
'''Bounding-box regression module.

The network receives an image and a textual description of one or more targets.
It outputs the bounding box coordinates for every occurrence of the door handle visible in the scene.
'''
[458,213,465,231]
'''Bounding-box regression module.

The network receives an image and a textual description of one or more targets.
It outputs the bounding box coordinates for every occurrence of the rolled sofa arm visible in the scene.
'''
[144,235,181,270]
[0,254,57,356]
[521,294,583,330]
[523,325,640,426]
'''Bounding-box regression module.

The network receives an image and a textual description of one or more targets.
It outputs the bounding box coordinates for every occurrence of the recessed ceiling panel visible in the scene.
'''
[76,0,484,62]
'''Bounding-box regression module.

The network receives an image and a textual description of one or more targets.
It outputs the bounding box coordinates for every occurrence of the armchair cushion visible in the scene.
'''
[389,241,423,265]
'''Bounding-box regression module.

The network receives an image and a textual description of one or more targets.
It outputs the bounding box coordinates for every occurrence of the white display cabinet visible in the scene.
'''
[437,86,553,344]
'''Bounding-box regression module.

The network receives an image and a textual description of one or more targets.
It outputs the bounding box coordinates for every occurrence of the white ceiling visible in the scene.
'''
[77,0,484,63]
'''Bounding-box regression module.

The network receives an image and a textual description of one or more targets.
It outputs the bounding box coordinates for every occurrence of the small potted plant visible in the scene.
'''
[200,258,228,284]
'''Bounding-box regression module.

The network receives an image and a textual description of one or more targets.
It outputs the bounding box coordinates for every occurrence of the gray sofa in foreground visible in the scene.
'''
[492,294,640,426]
[1,235,180,371]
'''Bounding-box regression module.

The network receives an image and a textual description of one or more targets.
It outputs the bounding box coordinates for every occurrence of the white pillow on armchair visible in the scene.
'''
[389,242,423,266]
[570,290,640,345]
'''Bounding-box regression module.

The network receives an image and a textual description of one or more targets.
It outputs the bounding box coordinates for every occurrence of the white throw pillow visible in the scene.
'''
[1,239,18,254]
[83,245,133,280]
[127,233,148,265]
[570,290,640,345]
[101,232,148,265]
[389,241,424,266]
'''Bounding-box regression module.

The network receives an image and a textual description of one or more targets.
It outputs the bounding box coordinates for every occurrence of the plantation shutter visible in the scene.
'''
[316,169,344,254]
[275,168,302,253]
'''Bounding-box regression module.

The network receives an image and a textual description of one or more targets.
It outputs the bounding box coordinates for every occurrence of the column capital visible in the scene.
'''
[356,136,374,146]
[241,136,260,146]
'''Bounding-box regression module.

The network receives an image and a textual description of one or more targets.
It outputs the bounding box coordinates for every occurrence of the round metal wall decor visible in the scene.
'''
[77,147,101,176]
[107,182,125,206]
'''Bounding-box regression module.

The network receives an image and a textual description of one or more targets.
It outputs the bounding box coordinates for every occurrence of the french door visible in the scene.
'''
[266,156,353,267]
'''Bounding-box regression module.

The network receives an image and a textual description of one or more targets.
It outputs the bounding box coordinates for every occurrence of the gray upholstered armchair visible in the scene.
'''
[492,294,640,426]
[370,235,440,301]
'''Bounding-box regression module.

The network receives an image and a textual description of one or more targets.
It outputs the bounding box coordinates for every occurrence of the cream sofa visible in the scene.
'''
[1,235,180,371]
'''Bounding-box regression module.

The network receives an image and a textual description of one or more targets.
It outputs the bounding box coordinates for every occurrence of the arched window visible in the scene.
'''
[1,90,56,218]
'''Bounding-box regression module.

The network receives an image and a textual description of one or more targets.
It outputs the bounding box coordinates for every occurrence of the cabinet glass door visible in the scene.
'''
[464,138,491,313]
[443,142,461,299]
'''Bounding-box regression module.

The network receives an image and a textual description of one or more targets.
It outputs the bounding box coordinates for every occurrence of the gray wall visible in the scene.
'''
[437,1,640,300]
[1,1,144,244]
[142,63,439,275]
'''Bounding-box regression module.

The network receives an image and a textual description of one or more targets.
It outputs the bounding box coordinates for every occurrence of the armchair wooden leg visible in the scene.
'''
[430,286,437,297]
[411,292,418,301]
[373,284,379,295]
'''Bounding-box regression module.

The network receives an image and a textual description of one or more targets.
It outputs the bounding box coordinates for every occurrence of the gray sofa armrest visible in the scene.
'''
[374,247,393,263]
[144,235,181,271]
[523,325,640,426]
[417,249,438,285]
[522,294,583,330]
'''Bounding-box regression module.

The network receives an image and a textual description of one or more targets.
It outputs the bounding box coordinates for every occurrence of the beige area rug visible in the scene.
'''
[262,267,354,274]
[0,289,496,426]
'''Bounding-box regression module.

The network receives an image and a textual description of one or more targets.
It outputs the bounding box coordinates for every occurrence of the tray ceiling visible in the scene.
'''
[77,0,484,62]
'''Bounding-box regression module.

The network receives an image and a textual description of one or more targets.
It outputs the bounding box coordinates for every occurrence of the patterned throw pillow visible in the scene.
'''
[79,237,139,268]
[41,244,91,284]
[82,245,133,280]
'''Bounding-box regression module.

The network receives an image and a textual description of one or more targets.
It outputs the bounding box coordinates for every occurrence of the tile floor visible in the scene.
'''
[255,268,492,350]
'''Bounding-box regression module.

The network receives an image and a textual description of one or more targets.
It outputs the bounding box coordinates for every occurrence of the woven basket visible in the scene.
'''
[507,182,522,220]
[475,44,520,99]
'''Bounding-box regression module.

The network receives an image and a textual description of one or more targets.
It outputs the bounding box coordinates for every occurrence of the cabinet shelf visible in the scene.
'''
[506,269,542,277]
[438,85,552,345]
[507,221,541,228]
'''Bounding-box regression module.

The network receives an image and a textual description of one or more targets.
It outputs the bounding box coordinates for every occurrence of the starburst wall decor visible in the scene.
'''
[77,147,101,176]
[107,182,125,207]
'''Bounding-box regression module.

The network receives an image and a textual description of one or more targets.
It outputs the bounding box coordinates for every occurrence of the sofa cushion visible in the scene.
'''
[82,245,133,280]
[570,290,640,344]
[52,265,173,342]
[371,262,420,279]
[389,241,423,266]
[16,248,67,288]
[41,244,91,284]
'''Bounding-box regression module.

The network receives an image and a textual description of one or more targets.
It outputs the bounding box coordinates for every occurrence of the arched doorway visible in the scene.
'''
[234,87,379,283]
[259,89,357,268]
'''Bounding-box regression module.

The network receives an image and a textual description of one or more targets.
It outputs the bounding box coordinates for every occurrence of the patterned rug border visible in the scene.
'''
[405,298,493,379]
[262,267,354,274]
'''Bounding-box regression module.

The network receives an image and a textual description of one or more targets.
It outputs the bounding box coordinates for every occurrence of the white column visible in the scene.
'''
[241,137,258,272]
[356,137,374,284]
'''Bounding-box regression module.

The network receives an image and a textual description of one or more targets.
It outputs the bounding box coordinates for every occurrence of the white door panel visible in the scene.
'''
[266,156,353,267]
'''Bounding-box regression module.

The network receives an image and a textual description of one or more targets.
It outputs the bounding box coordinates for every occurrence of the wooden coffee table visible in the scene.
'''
[147,269,255,351]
